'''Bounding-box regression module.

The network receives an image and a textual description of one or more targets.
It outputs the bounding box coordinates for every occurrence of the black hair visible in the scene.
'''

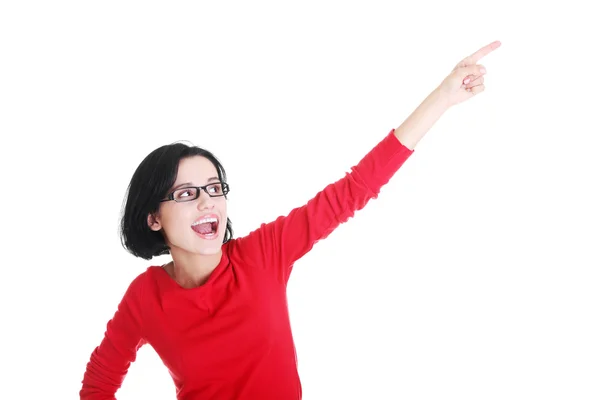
[119,142,233,260]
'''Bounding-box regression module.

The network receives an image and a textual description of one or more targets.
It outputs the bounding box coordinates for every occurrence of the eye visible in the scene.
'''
[175,188,196,199]
[207,184,223,194]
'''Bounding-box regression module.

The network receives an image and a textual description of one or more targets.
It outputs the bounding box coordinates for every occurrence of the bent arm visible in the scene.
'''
[80,276,146,399]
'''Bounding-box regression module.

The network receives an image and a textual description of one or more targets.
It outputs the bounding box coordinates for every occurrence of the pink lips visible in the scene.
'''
[191,213,220,240]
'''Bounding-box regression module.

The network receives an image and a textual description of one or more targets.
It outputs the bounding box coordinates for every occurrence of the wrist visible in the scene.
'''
[428,86,452,114]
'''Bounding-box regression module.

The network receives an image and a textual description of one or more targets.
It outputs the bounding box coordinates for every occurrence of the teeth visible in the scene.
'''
[192,217,218,226]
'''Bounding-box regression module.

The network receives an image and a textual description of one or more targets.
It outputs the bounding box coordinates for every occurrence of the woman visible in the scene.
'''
[80,40,501,399]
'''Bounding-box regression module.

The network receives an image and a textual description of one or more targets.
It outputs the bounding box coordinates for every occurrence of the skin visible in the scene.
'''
[149,40,501,289]
[148,156,228,288]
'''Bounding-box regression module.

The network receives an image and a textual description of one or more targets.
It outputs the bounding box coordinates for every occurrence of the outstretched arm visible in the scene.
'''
[235,41,501,282]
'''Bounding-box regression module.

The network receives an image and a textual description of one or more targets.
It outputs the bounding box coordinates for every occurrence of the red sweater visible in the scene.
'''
[80,130,414,399]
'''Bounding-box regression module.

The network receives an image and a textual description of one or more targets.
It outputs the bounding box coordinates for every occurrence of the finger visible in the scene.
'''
[466,84,485,95]
[460,40,501,65]
[464,75,484,88]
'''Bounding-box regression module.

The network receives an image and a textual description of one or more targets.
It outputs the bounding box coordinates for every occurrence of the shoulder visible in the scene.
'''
[129,266,156,287]
[122,266,163,300]
[224,235,254,261]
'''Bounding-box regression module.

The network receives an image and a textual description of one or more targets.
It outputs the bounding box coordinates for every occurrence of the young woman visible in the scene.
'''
[80,41,501,399]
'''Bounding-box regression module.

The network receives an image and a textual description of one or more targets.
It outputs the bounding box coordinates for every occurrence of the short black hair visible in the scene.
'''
[119,142,233,260]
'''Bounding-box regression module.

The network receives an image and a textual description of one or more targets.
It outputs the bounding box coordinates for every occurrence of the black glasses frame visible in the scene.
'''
[161,182,230,203]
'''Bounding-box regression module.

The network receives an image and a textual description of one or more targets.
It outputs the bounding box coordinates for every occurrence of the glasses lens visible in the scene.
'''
[206,183,228,196]
[173,187,199,202]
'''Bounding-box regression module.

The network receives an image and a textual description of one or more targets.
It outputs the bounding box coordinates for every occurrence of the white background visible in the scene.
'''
[1,1,599,399]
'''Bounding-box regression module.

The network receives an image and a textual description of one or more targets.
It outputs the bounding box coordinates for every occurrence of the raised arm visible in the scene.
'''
[234,41,501,282]
[80,275,147,399]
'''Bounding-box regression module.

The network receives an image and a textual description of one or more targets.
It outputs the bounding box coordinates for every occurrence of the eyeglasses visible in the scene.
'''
[161,182,230,203]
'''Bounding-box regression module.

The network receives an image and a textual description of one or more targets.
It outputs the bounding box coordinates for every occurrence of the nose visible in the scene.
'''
[196,189,215,210]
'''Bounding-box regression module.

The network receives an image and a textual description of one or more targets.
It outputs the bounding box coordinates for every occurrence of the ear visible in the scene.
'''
[147,213,162,231]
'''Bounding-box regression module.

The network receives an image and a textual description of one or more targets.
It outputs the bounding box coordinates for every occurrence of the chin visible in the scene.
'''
[187,226,225,253]
[196,246,222,256]
[195,237,225,256]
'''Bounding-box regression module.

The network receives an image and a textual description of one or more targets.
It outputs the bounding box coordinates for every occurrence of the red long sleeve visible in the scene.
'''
[235,129,413,283]
[80,129,413,399]
[80,275,147,399]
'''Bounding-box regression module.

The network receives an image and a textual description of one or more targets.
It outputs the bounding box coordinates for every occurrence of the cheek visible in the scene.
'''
[218,201,228,231]
[161,208,194,234]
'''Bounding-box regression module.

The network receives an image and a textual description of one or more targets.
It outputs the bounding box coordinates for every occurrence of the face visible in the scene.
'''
[148,156,228,257]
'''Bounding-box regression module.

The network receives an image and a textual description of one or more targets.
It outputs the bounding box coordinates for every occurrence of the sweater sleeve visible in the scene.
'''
[236,129,414,283]
[80,274,147,399]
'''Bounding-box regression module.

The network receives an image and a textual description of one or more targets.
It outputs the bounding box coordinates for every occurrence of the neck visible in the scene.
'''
[166,249,223,289]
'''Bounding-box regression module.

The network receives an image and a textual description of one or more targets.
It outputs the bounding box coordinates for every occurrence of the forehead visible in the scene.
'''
[174,156,218,184]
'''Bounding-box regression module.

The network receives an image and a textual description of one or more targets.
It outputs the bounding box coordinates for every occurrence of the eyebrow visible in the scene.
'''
[171,177,220,190]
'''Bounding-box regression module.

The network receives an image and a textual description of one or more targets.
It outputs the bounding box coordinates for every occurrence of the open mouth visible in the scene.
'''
[191,215,219,239]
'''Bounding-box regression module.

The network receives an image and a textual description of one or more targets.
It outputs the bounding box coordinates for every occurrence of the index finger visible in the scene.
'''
[463,40,502,64]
